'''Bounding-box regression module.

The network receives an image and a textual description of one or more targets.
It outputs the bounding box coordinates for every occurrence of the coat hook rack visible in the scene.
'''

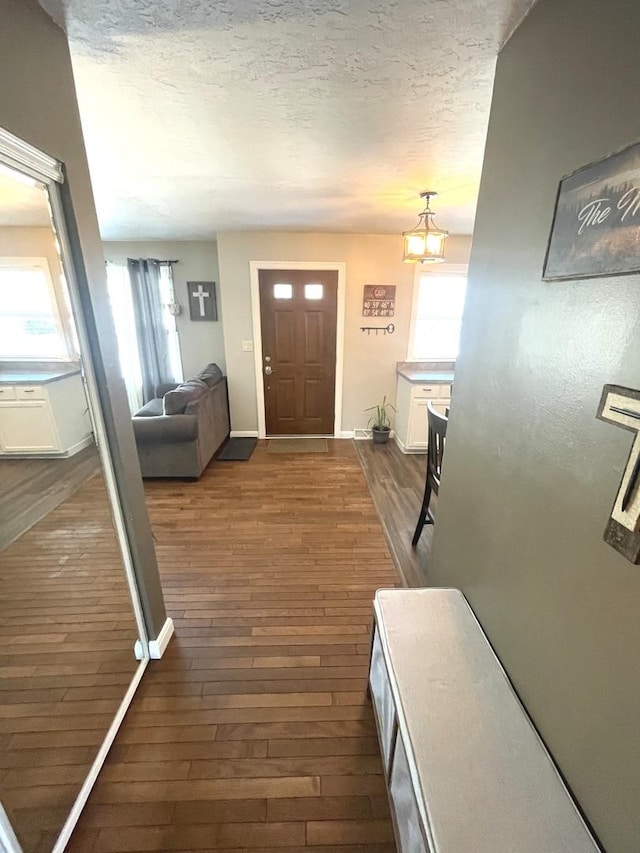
[360,323,395,336]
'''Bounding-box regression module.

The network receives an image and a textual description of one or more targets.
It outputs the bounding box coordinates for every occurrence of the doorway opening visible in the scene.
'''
[250,262,346,439]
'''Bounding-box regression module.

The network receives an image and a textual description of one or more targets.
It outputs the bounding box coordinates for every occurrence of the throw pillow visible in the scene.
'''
[163,378,207,415]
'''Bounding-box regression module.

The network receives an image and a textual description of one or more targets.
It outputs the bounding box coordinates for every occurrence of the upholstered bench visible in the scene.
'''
[368,588,600,853]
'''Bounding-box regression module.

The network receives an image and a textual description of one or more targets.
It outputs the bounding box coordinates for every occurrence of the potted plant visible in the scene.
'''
[365,396,396,445]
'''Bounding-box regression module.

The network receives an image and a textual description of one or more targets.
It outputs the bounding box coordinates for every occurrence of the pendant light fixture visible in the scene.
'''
[402,191,448,263]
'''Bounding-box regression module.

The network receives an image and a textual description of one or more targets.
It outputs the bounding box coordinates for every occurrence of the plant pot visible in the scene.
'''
[372,426,391,445]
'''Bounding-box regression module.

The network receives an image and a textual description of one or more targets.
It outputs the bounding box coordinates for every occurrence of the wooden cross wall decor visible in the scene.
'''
[597,384,640,563]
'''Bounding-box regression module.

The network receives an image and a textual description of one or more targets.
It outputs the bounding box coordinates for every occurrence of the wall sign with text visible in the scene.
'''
[362,285,396,317]
[544,140,640,280]
[187,281,217,321]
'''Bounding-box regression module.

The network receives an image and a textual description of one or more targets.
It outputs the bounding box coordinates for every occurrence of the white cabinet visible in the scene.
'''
[0,373,93,457]
[0,401,59,451]
[395,375,451,453]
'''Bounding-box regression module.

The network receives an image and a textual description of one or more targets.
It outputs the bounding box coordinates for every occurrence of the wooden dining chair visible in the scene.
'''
[412,401,448,547]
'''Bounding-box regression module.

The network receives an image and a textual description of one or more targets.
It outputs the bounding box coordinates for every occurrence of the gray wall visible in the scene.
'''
[0,0,167,638]
[104,241,226,378]
[430,1,640,850]
[217,231,471,433]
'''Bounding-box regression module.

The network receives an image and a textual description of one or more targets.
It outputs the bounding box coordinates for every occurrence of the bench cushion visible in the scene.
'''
[373,588,598,853]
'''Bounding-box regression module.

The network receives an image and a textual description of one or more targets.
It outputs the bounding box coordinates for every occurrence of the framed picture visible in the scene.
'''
[187,281,217,321]
[543,140,640,281]
[362,285,396,317]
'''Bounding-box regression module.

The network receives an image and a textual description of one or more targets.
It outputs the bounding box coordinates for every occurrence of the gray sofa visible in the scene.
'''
[132,363,230,479]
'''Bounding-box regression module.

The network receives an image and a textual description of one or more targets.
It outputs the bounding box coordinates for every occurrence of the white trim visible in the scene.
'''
[47,184,150,659]
[249,261,346,439]
[230,429,259,438]
[0,127,63,183]
[63,435,95,457]
[407,262,469,360]
[149,617,175,659]
[339,430,354,439]
[0,802,22,853]
[394,433,426,455]
[0,138,153,852]
[52,659,148,853]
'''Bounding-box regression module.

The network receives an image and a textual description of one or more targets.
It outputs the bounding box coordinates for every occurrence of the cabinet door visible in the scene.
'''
[407,399,429,449]
[0,402,60,452]
[390,733,430,852]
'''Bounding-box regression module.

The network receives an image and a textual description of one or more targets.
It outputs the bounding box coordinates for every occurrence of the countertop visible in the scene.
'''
[397,364,455,384]
[0,366,81,385]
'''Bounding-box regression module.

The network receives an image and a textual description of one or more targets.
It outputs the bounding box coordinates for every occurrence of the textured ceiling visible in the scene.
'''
[41,0,534,240]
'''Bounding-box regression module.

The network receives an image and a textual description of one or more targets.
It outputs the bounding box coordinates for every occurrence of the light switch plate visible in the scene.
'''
[242,340,253,352]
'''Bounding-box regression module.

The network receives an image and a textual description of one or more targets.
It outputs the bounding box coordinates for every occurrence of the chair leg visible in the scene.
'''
[411,482,432,547]
[411,508,427,547]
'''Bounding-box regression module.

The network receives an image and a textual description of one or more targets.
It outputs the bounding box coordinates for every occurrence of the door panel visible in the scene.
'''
[259,269,338,435]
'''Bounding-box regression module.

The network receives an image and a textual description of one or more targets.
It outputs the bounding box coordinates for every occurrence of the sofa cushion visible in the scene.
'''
[135,398,164,418]
[133,414,199,444]
[197,363,223,388]
[163,378,207,415]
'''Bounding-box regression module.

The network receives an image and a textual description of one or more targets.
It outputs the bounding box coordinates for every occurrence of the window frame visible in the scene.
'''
[407,262,468,361]
[0,255,75,361]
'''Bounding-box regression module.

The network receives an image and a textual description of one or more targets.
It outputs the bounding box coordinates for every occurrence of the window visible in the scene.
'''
[273,283,293,299]
[0,258,72,360]
[106,261,144,413]
[158,264,183,385]
[304,283,323,300]
[409,266,468,359]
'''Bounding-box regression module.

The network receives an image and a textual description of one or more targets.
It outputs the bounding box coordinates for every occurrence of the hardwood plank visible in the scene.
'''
[69,440,398,849]
[354,438,431,587]
[0,469,140,850]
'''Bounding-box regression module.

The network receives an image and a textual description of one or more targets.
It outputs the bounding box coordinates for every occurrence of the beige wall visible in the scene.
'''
[103,241,225,378]
[217,231,472,433]
[0,226,62,275]
[430,0,640,850]
[0,0,166,637]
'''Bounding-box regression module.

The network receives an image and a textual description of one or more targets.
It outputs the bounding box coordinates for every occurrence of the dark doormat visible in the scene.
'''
[216,437,257,461]
[267,438,328,453]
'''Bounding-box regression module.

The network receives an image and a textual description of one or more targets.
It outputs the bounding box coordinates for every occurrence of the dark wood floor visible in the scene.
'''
[354,439,432,588]
[0,445,100,550]
[68,440,400,852]
[0,473,139,853]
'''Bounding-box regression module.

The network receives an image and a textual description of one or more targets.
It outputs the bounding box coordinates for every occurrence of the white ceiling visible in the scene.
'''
[40,0,533,240]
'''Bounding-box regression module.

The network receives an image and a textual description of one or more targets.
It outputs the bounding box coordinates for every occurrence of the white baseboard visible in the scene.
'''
[339,430,355,439]
[354,429,397,441]
[65,435,95,457]
[394,434,426,455]
[149,617,175,659]
[230,430,259,438]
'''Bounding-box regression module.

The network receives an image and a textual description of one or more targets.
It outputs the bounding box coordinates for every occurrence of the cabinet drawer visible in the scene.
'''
[411,384,451,400]
[15,385,47,400]
[0,387,17,400]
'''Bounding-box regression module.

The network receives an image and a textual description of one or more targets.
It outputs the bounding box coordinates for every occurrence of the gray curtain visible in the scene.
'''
[127,258,172,403]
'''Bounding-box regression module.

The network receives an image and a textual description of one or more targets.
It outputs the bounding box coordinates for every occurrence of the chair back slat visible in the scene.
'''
[426,402,447,493]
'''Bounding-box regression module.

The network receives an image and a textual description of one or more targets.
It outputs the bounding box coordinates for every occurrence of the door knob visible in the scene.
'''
[264,365,273,375]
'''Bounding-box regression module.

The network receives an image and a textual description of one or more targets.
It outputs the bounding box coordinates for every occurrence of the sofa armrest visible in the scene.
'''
[132,414,198,444]
[155,382,180,398]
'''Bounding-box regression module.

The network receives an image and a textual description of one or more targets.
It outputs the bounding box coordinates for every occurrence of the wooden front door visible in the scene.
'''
[259,269,338,436]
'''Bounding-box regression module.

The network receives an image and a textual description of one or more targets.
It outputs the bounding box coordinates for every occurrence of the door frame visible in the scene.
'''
[250,261,346,439]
